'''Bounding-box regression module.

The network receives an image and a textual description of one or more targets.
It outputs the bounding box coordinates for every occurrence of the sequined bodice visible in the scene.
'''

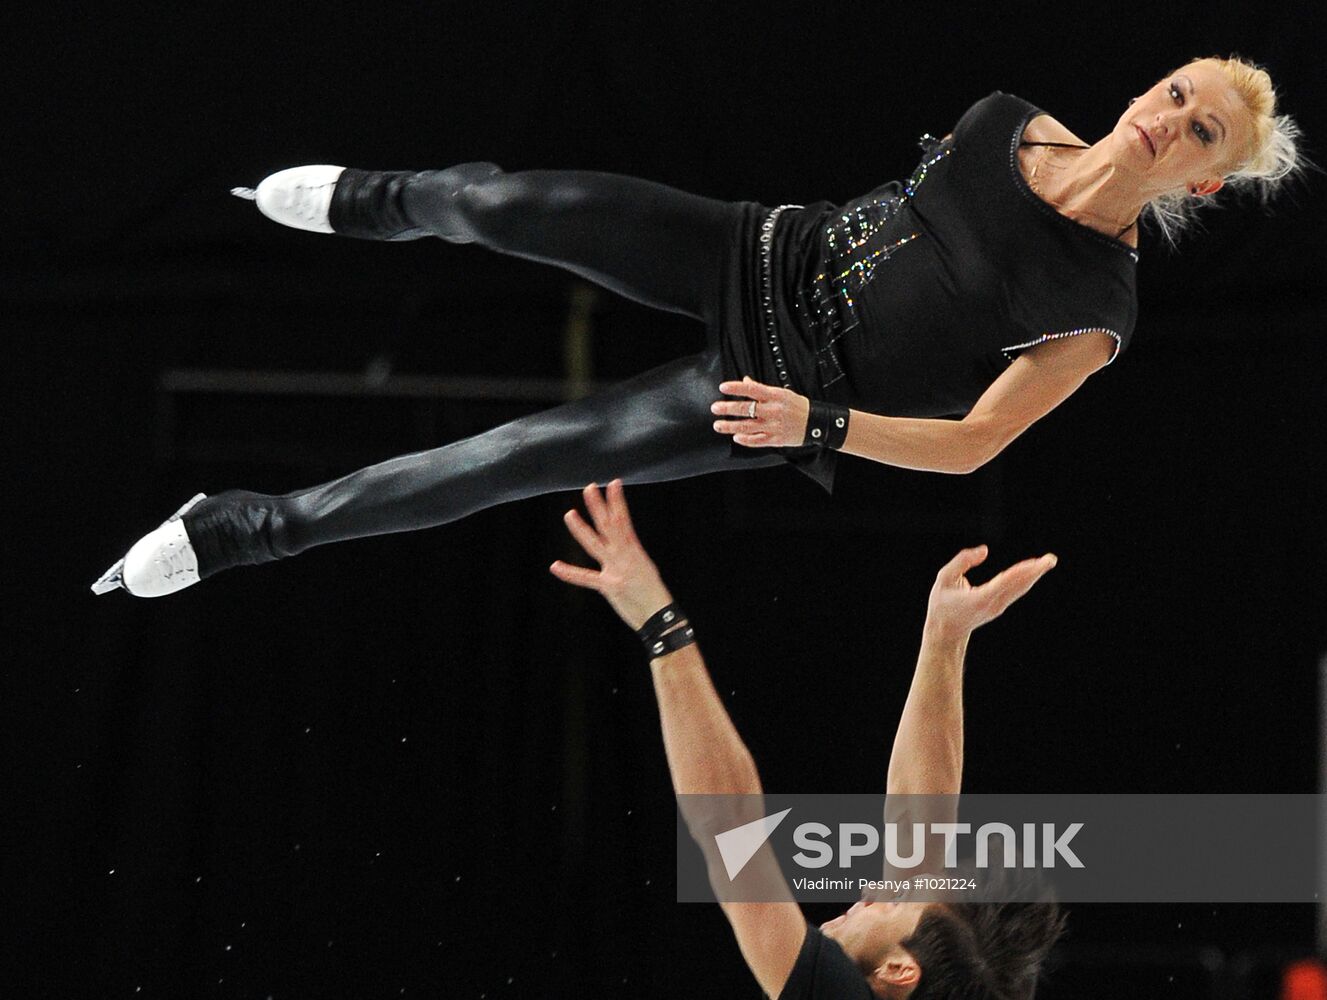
[781,92,1138,417]
[799,136,953,391]
[822,134,952,282]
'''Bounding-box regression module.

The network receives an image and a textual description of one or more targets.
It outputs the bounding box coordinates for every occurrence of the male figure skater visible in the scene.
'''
[551,481,1064,999]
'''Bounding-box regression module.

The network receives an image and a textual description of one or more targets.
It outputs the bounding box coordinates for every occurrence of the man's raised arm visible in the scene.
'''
[883,547,1057,872]
[550,482,806,998]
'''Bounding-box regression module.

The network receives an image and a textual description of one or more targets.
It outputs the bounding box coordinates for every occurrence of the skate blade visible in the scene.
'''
[91,558,125,595]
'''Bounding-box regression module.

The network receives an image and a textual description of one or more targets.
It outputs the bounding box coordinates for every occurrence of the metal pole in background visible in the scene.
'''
[559,283,598,873]
[563,283,598,401]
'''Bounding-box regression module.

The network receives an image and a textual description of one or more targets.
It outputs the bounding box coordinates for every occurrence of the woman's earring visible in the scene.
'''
[1129,97,1138,106]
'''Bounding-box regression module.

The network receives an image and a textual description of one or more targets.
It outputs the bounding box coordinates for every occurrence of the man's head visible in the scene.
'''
[821,898,930,995]
[822,894,1066,1000]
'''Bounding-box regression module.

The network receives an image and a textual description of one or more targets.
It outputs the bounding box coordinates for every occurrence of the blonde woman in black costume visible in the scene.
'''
[94,57,1299,598]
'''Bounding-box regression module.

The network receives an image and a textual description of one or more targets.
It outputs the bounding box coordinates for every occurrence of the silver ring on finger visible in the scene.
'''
[747,401,758,420]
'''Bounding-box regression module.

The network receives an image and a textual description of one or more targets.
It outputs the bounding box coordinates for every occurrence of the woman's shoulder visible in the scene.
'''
[952,91,1040,139]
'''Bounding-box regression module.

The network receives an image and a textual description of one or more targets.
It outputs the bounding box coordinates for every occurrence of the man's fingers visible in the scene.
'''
[938,544,989,583]
[548,559,603,590]
[605,478,627,515]
[604,479,642,543]
[978,554,1057,610]
[582,482,610,530]
[563,508,605,559]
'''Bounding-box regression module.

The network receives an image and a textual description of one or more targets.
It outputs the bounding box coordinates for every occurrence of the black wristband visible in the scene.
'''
[637,602,696,659]
[645,623,697,659]
[802,400,851,449]
[636,603,686,646]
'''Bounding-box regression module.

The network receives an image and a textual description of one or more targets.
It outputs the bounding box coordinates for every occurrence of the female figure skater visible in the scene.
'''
[94,56,1298,597]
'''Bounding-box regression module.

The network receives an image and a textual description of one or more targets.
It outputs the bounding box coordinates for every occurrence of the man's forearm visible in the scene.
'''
[885,622,969,797]
[879,546,1052,875]
[650,644,763,808]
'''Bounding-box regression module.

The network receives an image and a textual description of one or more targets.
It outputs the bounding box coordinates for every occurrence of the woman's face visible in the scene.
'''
[1110,61,1254,197]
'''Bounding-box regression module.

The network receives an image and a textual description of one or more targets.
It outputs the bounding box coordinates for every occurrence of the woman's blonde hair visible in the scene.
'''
[1142,55,1304,245]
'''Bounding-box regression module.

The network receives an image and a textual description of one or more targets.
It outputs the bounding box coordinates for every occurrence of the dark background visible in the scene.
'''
[4,2,1324,997]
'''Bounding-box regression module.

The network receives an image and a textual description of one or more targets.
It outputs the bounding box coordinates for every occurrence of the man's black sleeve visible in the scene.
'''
[776,923,874,1000]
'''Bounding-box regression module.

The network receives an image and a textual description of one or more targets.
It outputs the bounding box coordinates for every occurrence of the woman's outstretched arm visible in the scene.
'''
[712,330,1115,474]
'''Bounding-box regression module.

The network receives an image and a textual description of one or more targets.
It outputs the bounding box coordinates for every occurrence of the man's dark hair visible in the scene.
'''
[901,897,1067,1000]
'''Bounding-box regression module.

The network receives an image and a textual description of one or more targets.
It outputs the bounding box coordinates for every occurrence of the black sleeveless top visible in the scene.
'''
[729,91,1139,490]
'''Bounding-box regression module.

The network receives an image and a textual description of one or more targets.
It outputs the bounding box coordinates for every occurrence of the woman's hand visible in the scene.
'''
[711,376,810,448]
[549,480,674,631]
[924,545,1057,641]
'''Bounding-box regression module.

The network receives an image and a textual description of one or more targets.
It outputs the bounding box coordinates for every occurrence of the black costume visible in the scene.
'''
[186,92,1138,576]
[776,924,874,1000]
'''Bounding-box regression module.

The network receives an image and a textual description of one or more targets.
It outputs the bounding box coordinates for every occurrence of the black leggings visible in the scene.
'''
[188,169,782,573]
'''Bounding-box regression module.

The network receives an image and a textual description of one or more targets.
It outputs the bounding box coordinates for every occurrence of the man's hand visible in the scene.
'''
[710,376,810,448]
[549,480,674,631]
[925,545,1057,641]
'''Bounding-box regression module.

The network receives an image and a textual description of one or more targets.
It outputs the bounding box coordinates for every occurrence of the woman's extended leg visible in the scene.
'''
[180,351,780,579]
[94,171,766,597]
[263,164,742,323]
